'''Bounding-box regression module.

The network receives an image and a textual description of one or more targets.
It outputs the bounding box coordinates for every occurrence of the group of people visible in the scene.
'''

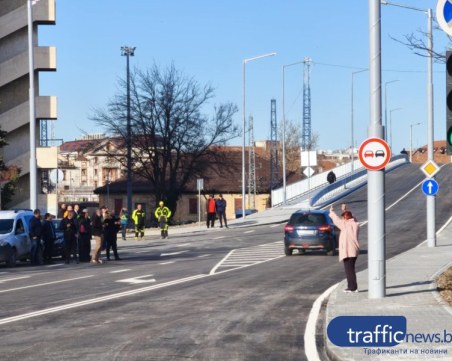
[205,194,228,229]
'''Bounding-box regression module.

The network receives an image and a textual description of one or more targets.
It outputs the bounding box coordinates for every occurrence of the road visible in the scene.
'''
[0,163,451,361]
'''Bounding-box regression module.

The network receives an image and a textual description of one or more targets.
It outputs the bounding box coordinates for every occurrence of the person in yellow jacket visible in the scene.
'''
[155,201,171,239]
[131,204,146,240]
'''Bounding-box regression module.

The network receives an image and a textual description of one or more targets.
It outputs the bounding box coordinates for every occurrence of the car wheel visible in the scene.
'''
[6,247,17,268]
[284,246,293,256]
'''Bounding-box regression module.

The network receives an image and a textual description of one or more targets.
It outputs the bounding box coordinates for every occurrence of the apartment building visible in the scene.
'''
[0,0,57,211]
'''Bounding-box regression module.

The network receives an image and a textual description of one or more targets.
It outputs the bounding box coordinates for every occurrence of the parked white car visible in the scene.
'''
[0,210,35,267]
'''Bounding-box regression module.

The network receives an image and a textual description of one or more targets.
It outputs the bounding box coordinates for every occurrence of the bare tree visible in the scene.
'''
[91,63,239,213]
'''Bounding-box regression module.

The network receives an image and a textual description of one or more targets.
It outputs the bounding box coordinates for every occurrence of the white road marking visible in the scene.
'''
[176,243,190,247]
[159,261,175,265]
[304,283,338,361]
[209,250,234,275]
[45,264,63,268]
[0,274,207,325]
[244,230,255,234]
[160,250,189,257]
[214,236,225,240]
[110,269,131,274]
[0,276,31,283]
[197,254,211,258]
[0,275,94,294]
[116,275,156,284]
[133,250,152,254]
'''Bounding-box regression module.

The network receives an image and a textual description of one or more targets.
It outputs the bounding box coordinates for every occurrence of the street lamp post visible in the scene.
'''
[282,60,305,205]
[121,46,135,215]
[384,79,399,141]
[242,52,276,219]
[351,69,368,176]
[389,107,402,150]
[410,122,421,162]
[382,0,435,248]
[27,0,37,210]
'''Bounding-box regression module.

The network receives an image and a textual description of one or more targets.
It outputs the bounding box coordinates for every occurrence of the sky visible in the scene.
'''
[38,0,450,154]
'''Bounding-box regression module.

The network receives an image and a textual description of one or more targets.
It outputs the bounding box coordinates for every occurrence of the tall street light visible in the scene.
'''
[242,52,276,219]
[282,60,304,205]
[389,107,402,150]
[382,0,435,248]
[384,79,399,141]
[410,122,421,162]
[121,46,135,216]
[351,69,368,176]
[27,0,37,210]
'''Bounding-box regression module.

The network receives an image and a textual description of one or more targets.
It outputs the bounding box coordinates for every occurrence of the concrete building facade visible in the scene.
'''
[0,0,57,212]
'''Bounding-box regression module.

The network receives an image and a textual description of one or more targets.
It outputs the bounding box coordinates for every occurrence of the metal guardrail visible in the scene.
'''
[271,155,409,208]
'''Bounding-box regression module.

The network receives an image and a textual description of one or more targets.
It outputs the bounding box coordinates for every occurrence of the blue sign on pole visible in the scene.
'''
[422,179,439,196]
[437,0,452,36]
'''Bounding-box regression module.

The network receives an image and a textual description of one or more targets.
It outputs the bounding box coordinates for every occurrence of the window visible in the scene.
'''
[15,219,24,235]
[189,198,198,215]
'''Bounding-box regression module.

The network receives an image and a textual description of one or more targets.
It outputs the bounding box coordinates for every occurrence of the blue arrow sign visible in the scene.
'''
[422,179,439,196]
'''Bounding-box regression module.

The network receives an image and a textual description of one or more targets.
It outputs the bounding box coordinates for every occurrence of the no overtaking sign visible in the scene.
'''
[358,137,391,171]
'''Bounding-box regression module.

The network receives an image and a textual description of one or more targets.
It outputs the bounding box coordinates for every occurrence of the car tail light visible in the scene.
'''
[284,224,294,233]
[317,225,331,232]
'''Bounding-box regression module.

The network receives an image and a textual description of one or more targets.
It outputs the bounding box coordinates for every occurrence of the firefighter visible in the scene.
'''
[155,201,172,239]
[131,204,146,240]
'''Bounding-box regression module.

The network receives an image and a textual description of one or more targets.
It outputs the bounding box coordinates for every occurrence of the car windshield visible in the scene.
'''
[0,219,14,234]
[290,213,327,227]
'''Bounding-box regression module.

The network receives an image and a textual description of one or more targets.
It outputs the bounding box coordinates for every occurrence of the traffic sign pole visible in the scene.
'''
[368,0,386,299]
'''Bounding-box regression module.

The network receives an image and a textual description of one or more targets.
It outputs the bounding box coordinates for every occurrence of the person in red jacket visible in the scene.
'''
[206,194,216,228]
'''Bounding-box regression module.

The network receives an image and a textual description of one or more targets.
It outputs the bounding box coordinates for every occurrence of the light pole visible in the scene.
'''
[382,0,435,248]
[27,0,37,210]
[384,79,399,141]
[351,69,368,176]
[242,52,276,219]
[410,122,421,162]
[389,107,402,150]
[121,46,135,215]
[282,60,305,205]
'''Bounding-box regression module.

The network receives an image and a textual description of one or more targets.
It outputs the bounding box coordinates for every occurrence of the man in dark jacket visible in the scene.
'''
[91,208,104,264]
[60,210,78,264]
[215,194,228,228]
[41,213,56,264]
[29,209,43,265]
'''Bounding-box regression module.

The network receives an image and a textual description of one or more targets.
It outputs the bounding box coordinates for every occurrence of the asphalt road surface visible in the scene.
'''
[0,163,451,361]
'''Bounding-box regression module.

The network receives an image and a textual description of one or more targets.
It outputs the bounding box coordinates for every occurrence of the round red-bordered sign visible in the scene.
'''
[358,137,391,171]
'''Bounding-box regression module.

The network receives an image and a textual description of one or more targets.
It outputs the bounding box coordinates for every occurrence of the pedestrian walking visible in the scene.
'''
[41,213,56,264]
[90,208,103,264]
[119,208,129,240]
[155,201,171,239]
[131,204,146,239]
[60,210,79,264]
[206,194,216,228]
[103,210,121,261]
[215,194,228,228]
[29,209,43,265]
[329,205,360,293]
[78,209,92,262]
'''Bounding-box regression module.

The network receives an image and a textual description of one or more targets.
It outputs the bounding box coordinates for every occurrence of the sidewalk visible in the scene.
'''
[325,219,452,360]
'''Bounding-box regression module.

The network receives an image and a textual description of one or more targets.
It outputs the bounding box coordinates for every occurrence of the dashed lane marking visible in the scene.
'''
[0,275,94,294]
[110,269,131,274]
[197,254,211,258]
[244,230,255,234]
[209,241,284,275]
[159,261,175,265]
[0,276,31,283]
[160,250,190,257]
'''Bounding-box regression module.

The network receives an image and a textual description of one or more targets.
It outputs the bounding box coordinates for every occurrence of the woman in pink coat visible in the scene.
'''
[329,205,360,293]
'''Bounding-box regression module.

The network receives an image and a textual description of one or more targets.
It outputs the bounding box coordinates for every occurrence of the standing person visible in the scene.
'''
[215,194,228,228]
[41,213,56,264]
[73,204,80,219]
[60,210,79,264]
[90,209,103,264]
[329,205,360,293]
[58,203,66,219]
[78,210,92,262]
[29,209,43,265]
[206,194,216,228]
[155,201,171,239]
[63,205,73,219]
[119,208,129,240]
[103,210,121,261]
[131,204,145,240]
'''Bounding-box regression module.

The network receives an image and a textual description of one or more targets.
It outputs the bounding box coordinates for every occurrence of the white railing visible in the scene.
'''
[271,159,363,207]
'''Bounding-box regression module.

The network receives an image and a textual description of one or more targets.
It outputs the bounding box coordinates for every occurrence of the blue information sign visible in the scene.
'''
[422,179,439,196]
